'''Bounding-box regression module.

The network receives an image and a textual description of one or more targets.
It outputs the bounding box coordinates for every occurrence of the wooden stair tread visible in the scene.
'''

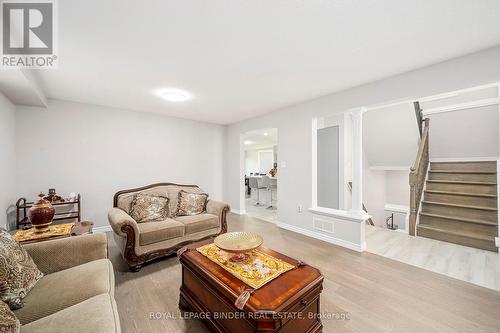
[429,170,496,174]
[417,223,495,241]
[430,161,496,163]
[422,201,498,211]
[420,160,498,251]
[420,212,497,226]
[424,190,497,198]
[426,180,497,185]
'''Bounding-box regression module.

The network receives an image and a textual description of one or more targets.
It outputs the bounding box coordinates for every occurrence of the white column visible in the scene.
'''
[351,108,365,214]
[239,133,246,214]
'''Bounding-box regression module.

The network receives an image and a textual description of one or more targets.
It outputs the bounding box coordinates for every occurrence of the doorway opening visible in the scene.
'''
[242,128,278,223]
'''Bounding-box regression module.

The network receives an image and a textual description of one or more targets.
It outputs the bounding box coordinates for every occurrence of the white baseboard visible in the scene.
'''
[276,222,365,252]
[230,209,246,215]
[93,225,112,233]
[495,237,499,248]
[430,157,498,163]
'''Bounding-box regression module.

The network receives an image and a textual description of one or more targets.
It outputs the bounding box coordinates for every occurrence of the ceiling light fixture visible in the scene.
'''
[157,88,191,102]
[244,140,253,145]
[263,132,268,136]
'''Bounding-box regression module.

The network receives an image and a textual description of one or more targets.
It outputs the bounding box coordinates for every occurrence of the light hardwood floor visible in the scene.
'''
[244,198,277,223]
[109,214,500,333]
[366,225,500,291]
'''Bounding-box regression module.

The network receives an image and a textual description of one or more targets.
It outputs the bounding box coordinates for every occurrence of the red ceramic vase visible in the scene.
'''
[28,193,55,233]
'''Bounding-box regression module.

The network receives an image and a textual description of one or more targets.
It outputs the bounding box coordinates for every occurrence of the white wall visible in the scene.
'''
[363,103,419,168]
[244,150,259,175]
[363,167,409,227]
[223,45,500,249]
[0,93,16,229]
[15,100,225,228]
[385,171,410,207]
[258,150,274,174]
[244,146,274,175]
[428,105,499,159]
[362,154,386,226]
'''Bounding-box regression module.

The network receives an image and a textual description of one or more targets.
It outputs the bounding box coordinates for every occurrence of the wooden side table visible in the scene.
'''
[12,221,93,245]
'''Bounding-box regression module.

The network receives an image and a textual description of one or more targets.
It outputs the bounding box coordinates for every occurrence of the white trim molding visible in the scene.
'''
[93,225,112,233]
[383,204,409,214]
[277,221,365,252]
[308,206,370,223]
[351,108,364,213]
[362,82,500,114]
[230,209,246,215]
[422,98,499,116]
[430,157,499,163]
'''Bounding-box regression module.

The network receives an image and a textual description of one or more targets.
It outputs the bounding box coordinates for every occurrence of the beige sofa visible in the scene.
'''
[16,233,120,333]
[108,183,230,271]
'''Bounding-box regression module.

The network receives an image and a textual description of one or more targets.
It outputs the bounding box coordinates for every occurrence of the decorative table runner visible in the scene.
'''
[14,223,75,242]
[197,243,295,289]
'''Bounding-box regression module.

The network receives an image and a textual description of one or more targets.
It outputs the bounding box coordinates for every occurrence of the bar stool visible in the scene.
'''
[249,177,266,206]
[268,177,277,209]
[263,176,277,209]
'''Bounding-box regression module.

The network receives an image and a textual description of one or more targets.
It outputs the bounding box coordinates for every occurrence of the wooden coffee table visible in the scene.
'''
[179,239,324,333]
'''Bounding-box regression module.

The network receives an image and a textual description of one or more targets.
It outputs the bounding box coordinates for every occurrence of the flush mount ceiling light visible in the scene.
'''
[263,132,268,136]
[244,140,253,145]
[157,88,191,102]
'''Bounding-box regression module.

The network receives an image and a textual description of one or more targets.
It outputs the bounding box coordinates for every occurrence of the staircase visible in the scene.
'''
[417,161,498,252]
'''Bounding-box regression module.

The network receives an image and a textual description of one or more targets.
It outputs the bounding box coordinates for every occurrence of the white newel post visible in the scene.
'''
[351,108,365,215]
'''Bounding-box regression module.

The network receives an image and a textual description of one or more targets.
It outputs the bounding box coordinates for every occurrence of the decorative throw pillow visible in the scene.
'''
[176,190,209,216]
[129,193,169,223]
[0,229,43,310]
[0,301,20,333]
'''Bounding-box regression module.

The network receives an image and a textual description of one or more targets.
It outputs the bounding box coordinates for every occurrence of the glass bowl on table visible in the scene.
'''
[214,232,263,262]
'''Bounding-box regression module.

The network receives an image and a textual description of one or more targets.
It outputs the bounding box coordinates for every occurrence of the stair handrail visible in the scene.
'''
[409,118,430,236]
[414,101,424,137]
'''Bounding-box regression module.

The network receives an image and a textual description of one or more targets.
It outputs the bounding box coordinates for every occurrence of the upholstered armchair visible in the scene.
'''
[108,183,229,271]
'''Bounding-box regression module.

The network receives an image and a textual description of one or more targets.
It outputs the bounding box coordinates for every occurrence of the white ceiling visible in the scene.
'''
[243,128,278,150]
[27,0,500,124]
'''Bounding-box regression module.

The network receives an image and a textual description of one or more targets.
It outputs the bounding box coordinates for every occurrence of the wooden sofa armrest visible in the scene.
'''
[206,200,230,233]
[108,207,139,238]
[22,233,108,275]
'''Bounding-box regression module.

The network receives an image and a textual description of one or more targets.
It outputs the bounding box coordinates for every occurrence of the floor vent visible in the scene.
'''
[313,217,334,234]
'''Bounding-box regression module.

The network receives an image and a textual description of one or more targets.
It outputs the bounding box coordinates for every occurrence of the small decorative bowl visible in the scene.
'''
[214,232,263,262]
